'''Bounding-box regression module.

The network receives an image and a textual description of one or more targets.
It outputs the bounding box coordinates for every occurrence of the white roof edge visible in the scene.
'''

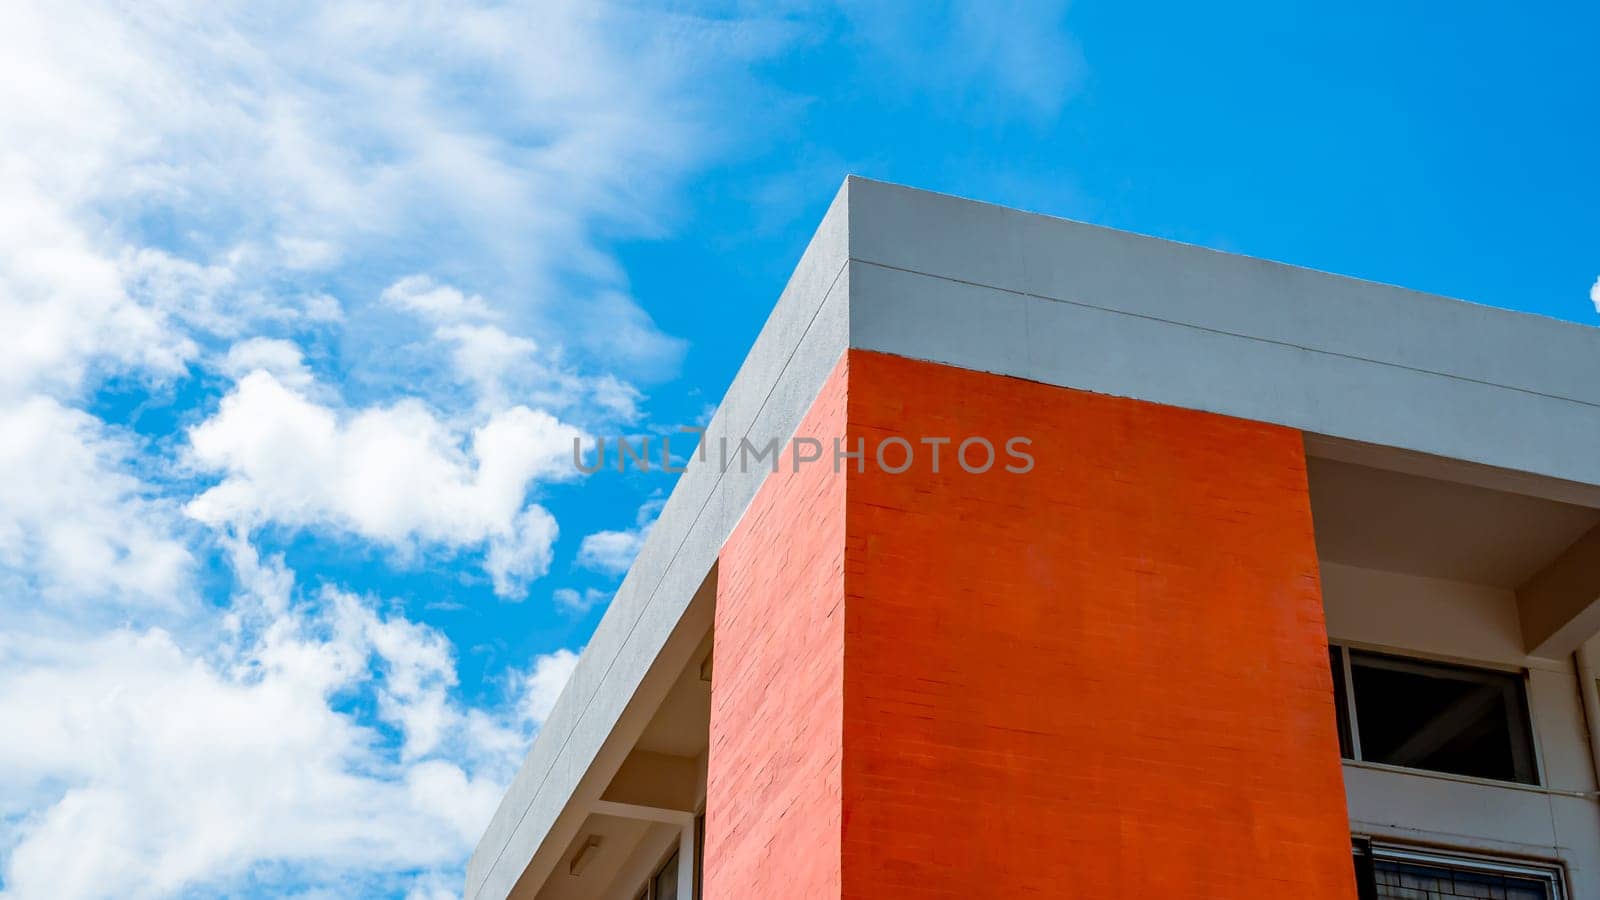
[844,176,1600,490]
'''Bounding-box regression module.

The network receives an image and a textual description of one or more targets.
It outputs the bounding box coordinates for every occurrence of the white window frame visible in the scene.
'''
[619,810,698,900]
[1330,642,1544,787]
[1356,839,1566,900]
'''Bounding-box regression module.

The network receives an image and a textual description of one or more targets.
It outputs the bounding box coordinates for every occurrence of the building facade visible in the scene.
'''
[467,179,1600,899]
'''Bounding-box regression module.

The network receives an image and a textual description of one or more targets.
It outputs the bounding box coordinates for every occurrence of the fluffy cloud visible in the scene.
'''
[0,0,800,896]
[0,397,191,609]
[1590,275,1599,314]
[553,587,611,615]
[512,648,581,726]
[0,583,576,899]
[381,276,496,324]
[576,497,664,577]
[374,273,649,424]
[483,507,562,600]
[186,370,581,597]
[0,0,765,410]
[576,529,648,577]
[0,193,195,401]
[220,338,316,391]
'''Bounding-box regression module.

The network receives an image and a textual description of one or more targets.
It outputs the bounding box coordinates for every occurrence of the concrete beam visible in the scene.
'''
[1519,523,1600,658]
[599,750,700,814]
[585,806,696,900]
[1305,434,1600,509]
[590,800,695,828]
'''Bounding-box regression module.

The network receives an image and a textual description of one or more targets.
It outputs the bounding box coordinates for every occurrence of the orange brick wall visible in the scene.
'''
[704,355,849,900]
[709,349,1355,898]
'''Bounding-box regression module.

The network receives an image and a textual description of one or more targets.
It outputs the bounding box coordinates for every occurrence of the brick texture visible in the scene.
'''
[709,349,1356,899]
[841,350,1355,898]
[704,355,849,900]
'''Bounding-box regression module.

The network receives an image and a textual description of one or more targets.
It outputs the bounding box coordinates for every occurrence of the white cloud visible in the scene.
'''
[589,375,644,424]
[552,587,611,615]
[0,0,789,407]
[512,647,580,727]
[276,236,340,272]
[576,529,648,577]
[0,0,803,895]
[377,273,649,424]
[0,190,195,401]
[1589,275,1599,314]
[0,581,576,899]
[303,293,345,323]
[186,370,581,597]
[404,871,463,900]
[382,275,495,324]
[484,507,561,601]
[434,323,542,409]
[0,397,191,610]
[220,338,315,391]
[575,497,664,577]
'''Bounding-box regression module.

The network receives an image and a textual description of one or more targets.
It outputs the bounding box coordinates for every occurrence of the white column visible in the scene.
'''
[676,819,695,900]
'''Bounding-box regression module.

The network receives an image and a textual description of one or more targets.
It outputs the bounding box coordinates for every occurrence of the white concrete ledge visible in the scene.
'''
[845,177,1600,489]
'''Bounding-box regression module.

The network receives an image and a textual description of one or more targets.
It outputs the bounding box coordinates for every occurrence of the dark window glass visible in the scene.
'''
[654,850,679,900]
[1348,650,1537,785]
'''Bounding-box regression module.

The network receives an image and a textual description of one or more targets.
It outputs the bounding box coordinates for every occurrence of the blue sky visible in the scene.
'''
[0,1,1594,897]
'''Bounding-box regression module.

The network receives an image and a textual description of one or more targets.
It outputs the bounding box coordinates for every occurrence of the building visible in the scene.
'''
[466,178,1600,899]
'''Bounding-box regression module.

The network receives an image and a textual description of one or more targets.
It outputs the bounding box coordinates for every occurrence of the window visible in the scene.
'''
[634,848,680,900]
[1353,840,1563,900]
[631,813,701,900]
[653,850,679,900]
[1329,645,1539,785]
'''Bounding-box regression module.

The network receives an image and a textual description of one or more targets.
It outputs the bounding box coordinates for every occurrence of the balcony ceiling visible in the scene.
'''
[1307,457,1600,589]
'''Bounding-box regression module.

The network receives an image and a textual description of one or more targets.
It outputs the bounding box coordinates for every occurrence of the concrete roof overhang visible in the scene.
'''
[466,177,1600,899]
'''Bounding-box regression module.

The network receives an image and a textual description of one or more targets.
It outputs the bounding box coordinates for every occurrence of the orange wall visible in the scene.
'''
[841,350,1353,898]
[710,349,1356,898]
[704,355,849,900]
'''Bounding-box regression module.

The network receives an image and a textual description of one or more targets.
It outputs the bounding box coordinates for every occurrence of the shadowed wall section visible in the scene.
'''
[705,354,849,900]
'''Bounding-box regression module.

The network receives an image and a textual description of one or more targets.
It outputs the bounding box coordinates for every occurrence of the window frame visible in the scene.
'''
[634,846,680,900]
[1352,838,1567,899]
[1329,642,1544,787]
[693,811,704,900]
[632,810,702,900]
